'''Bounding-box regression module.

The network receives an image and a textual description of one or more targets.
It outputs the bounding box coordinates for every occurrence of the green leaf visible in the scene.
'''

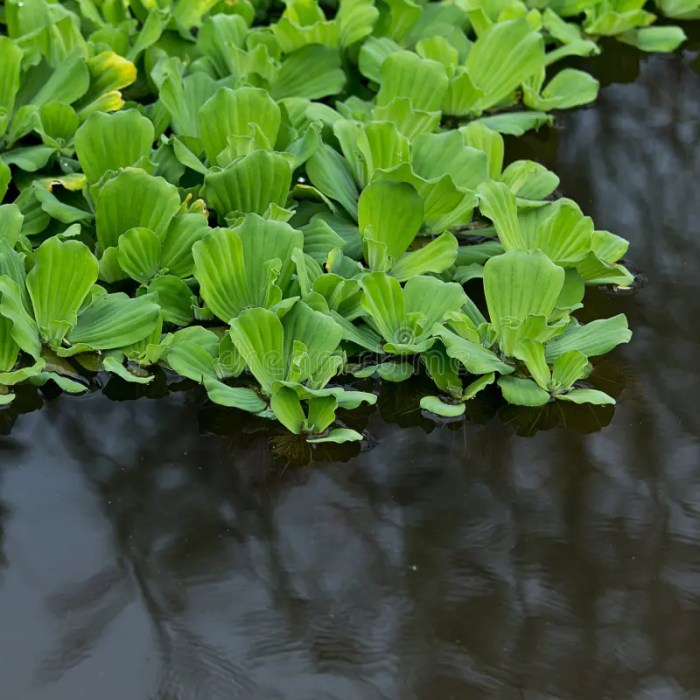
[337,0,379,45]
[433,325,513,375]
[501,160,559,200]
[67,293,161,351]
[529,199,593,265]
[75,110,154,183]
[334,119,410,188]
[280,300,343,388]
[377,51,448,111]
[36,102,78,145]
[103,355,154,384]
[557,388,615,405]
[0,277,41,359]
[412,131,489,191]
[372,98,441,141]
[391,232,458,282]
[461,123,504,180]
[620,25,686,52]
[463,372,496,400]
[477,180,524,250]
[420,395,466,417]
[307,427,364,443]
[513,339,551,390]
[545,314,632,361]
[0,36,22,139]
[0,161,10,202]
[199,87,281,165]
[117,227,162,285]
[204,379,268,413]
[359,271,404,344]
[358,180,423,271]
[0,315,20,373]
[95,169,181,250]
[474,111,553,136]
[229,307,286,394]
[306,394,338,433]
[193,215,302,322]
[26,238,99,347]
[160,213,210,278]
[524,69,599,110]
[0,205,25,247]
[484,249,565,335]
[2,145,56,172]
[272,45,346,100]
[30,371,88,394]
[306,144,359,218]
[204,150,291,218]
[147,275,195,327]
[498,375,550,406]
[32,184,93,224]
[551,349,590,391]
[358,36,403,82]
[465,17,545,112]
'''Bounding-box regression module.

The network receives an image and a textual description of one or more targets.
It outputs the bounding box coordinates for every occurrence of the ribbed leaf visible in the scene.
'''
[358,180,423,270]
[75,110,154,183]
[465,17,545,111]
[26,238,99,347]
[306,144,359,218]
[529,200,593,265]
[95,170,181,250]
[545,315,632,361]
[229,307,286,394]
[147,275,196,327]
[117,227,162,285]
[359,271,404,343]
[391,232,458,282]
[477,180,524,251]
[270,386,306,434]
[433,325,512,375]
[67,293,161,350]
[484,249,565,334]
[513,340,551,390]
[498,375,551,406]
[557,388,615,405]
[551,349,590,391]
[272,45,346,100]
[204,150,291,217]
[412,132,489,191]
[0,37,22,139]
[0,277,41,359]
[199,87,281,165]
[377,51,448,111]
[193,215,302,322]
[160,213,210,278]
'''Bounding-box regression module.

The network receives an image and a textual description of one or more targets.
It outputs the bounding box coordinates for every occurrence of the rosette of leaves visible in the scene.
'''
[353,272,467,381]
[0,19,137,176]
[304,120,496,268]
[476,180,635,287]
[0,234,162,395]
[222,300,376,443]
[421,249,631,416]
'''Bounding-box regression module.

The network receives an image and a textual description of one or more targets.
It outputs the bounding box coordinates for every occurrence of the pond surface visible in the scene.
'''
[1,40,700,700]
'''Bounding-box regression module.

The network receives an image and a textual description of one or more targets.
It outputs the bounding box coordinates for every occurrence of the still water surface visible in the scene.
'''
[1,41,699,700]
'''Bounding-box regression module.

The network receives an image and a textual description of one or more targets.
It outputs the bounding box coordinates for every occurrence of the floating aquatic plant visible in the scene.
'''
[0,0,674,437]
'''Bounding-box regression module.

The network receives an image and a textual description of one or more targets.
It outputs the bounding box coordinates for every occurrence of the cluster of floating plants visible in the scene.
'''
[0,0,690,441]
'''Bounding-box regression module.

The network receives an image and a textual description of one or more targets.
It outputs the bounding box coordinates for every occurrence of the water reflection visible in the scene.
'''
[1,43,700,700]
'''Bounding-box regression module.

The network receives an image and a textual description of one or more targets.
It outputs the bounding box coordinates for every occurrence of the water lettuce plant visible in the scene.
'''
[0,0,666,437]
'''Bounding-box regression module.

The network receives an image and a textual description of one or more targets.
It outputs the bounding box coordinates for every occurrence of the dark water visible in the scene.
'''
[1,42,700,700]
